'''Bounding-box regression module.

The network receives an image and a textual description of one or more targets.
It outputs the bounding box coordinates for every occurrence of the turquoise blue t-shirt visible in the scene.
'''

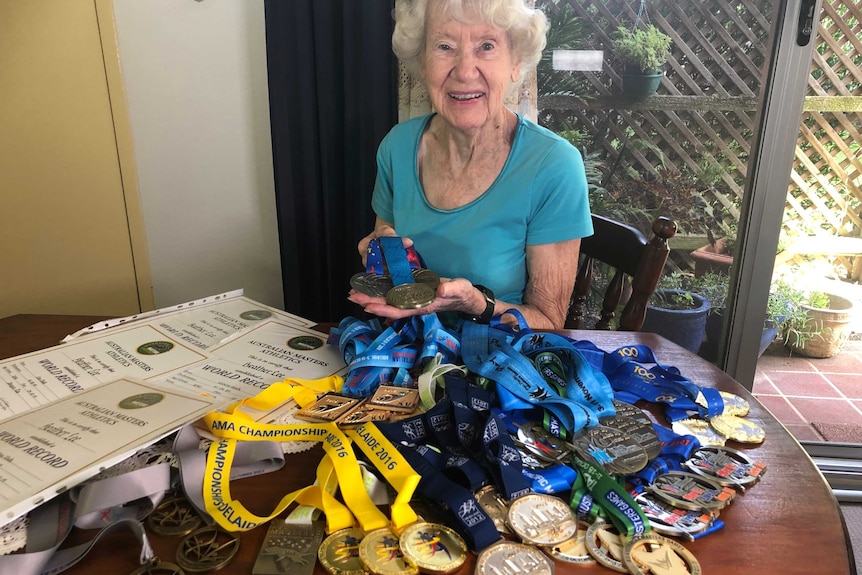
[371,113,592,304]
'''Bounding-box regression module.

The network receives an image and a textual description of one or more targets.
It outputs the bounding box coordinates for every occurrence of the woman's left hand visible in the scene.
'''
[348,278,481,320]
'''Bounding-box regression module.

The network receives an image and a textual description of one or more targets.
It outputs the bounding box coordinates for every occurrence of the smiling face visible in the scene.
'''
[420,4,521,136]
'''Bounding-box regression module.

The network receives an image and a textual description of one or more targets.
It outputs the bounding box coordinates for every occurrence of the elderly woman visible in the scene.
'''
[349,0,592,330]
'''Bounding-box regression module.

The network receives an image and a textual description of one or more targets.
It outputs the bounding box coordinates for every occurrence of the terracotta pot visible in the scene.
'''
[691,239,733,277]
[785,293,855,358]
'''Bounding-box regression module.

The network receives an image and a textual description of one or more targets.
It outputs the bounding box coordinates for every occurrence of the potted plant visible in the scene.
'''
[693,272,792,360]
[641,272,711,353]
[610,24,672,97]
[691,231,735,277]
[781,286,855,358]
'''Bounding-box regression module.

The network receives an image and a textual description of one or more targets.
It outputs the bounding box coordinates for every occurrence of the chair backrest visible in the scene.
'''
[566,214,677,331]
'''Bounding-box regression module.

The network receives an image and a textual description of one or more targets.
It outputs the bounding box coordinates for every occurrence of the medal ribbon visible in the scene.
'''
[572,456,650,539]
[460,319,598,435]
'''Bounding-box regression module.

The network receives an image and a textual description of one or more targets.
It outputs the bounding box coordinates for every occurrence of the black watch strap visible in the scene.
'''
[459,284,496,324]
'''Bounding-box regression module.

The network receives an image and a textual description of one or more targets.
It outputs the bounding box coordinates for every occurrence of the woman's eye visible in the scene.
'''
[481,42,494,51]
[438,43,452,51]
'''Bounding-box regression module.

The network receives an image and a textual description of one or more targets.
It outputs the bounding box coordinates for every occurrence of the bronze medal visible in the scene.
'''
[175,525,240,573]
[386,283,436,310]
[623,533,702,575]
[368,385,421,412]
[474,541,554,575]
[647,471,735,513]
[412,269,441,289]
[318,527,368,575]
[358,527,418,575]
[336,400,392,428]
[708,414,765,444]
[684,445,767,491]
[253,521,324,575]
[296,394,362,423]
[585,521,628,573]
[570,425,648,475]
[398,522,467,575]
[147,496,202,537]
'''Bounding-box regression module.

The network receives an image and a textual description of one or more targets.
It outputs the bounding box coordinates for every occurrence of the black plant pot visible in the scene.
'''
[642,289,710,353]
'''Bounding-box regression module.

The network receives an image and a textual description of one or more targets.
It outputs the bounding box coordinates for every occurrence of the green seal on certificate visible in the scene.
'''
[240,309,273,321]
[119,393,165,409]
[137,341,174,355]
[288,335,324,350]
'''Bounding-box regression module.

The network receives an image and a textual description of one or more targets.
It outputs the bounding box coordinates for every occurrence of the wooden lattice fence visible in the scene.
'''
[537,0,862,279]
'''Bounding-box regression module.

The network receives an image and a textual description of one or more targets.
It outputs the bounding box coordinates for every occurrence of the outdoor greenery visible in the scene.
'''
[610,24,672,73]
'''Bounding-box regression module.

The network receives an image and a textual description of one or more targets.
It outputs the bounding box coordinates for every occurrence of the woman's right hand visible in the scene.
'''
[358,218,412,267]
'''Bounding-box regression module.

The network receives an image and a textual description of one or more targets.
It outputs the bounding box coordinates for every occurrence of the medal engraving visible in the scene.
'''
[671,418,727,447]
[386,283,436,310]
[708,414,765,444]
[147,496,202,537]
[506,493,578,546]
[318,527,367,575]
[634,492,715,541]
[719,391,750,416]
[648,471,735,513]
[623,534,702,575]
[368,386,421,412]
[358,527,418,575]
[176,525,240,572]
[542,520,596,566]
[351,273,395,298]
[296,394,362,423]
[475,486,513,535]
[585,521,627,573]
[398,522,467,574]
[252,522,323,575]
[599,413,662,460]
[474,541,554,575]
[570,425,648,475]
[684,446,766,491]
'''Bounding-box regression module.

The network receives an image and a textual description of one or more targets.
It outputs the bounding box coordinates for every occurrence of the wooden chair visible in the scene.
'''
[566,215,677,331]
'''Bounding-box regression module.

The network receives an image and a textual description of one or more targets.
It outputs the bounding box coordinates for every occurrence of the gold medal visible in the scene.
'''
[296,393,362,423]
[585,521,628,573]
[671,418,727,446]
[175,525,240,573]
[709,414,766,443]
[368,386,421,412]
[398,522,467,574]
[358,527,418,575]
[719,391,750,416]
[623,533,702,575]
[147,496,202,537]
[542,520,596,566]
[318,527,368,575]
[474,541,554,575]
[506,493,578,546]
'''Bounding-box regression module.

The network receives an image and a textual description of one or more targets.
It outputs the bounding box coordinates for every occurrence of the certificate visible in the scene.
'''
[153,320,348,403]
[0,378,219,526]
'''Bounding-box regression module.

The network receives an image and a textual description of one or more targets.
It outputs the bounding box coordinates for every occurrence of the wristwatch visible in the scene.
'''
[459,284,496,324]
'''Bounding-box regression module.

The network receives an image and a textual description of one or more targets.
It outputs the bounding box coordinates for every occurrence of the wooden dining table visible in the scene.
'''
[0,314,855,575]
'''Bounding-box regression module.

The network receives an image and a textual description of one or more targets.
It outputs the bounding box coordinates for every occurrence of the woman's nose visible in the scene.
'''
[453,50,479,80]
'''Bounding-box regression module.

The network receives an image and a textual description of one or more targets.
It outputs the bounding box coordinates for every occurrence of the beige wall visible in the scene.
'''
[112,0,284,311]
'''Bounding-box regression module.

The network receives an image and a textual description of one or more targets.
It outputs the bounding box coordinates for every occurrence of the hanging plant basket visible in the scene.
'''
[622,71,663,98]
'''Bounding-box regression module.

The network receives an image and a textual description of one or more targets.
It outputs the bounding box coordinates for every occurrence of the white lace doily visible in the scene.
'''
[0,515,27,556]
